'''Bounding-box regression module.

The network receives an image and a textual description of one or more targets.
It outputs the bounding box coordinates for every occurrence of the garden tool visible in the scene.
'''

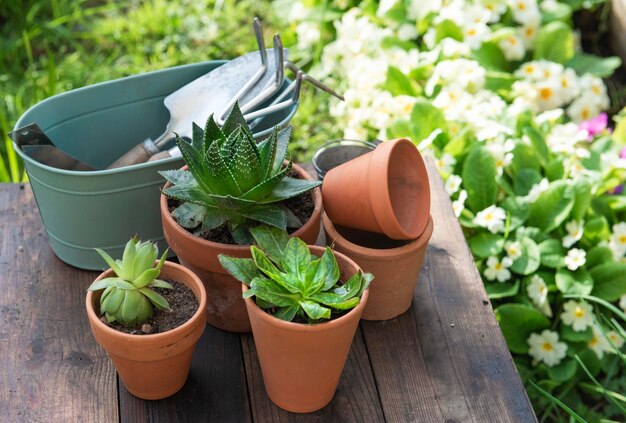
[9,123,95,171]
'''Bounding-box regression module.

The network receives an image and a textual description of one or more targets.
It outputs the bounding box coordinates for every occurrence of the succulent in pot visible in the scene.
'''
[85,237,207,400]
[219,226,371,412]
[160,103,321,245]
[159,104,322,332]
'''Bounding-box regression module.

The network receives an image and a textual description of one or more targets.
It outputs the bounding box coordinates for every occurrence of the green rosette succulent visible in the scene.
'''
[88,237,172,327]
[160,103,321,244]
[219,226,373,323]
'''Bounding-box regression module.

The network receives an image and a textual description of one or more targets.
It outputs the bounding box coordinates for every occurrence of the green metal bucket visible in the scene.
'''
[14,61,296,270]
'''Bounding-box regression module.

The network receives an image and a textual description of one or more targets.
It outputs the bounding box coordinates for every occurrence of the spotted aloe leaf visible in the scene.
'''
[219,230,373,323]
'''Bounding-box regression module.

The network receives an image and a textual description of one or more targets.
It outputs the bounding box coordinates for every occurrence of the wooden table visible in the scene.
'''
[0,160,537,422]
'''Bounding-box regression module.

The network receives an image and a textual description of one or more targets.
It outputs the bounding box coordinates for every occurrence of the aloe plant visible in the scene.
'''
[88,237,172,328]
[218,226,372,323]
[160,104,321,245]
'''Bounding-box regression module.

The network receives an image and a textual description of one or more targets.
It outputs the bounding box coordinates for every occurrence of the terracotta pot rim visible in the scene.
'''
[85,261,207,340]
[242,246,369,333]
[159,162,322,252]
[368,138,430,239]
[323,212,434,254]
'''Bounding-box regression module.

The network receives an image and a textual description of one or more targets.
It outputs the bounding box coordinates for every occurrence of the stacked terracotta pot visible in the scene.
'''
[322,138,433,321]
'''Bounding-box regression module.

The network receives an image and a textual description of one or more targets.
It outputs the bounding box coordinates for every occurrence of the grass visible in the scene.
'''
[0,0,339,182]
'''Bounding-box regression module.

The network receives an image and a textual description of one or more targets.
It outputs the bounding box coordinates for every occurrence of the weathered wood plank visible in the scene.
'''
[118,324,251,423]
[0,184,118,423]
[241,327,385,422]
[360,159,537,423]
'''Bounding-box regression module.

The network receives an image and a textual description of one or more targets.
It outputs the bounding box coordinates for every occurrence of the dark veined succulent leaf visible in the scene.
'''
[250,225,290,260]
[233,204,286,230]
[255,176,321,204]
[175,135,218,194]
[162,184,216,207]
[206,131,243,196]
[273,126,292,174]
[159,169,196,186]
[222,103,253,139]
[257,127,279,179]
[192,122,205,151]
[231,224,255,245]
[241,162,292,201]
[202,208,229,231]
[202,114,225,153]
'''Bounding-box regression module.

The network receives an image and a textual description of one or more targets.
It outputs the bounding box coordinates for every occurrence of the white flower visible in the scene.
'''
[562,220,584,248]
[536,109,564,125]
[397,24,418,41]
[620,294,626,313]
[527,275,552,317]
[505,241,522,260]
[377,0,398,16]
[564,248,586,271]
[567,95,604,124]
[296,22,321,50]
[474,205,507,233]
[588,324,611,359]
[518,19,540,49]
[606,331,625,350]
[609,222,626,261]
[445,174,463,195]
[484,256,513,282]
[463,23,490,49]
[482,0,508,22]
[498,33,525,61]
[452,190,467,218]
[436,153,457,174]
[546,123,589,156]
[508,0,541,25]
[579,74,610,109]
[486,139,514,174]
[528,330,567,367]
[561,300,594,332]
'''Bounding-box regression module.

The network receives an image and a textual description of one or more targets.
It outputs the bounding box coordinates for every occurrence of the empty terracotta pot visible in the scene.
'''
[86,261,207,400]
[244,246,368,413]
[323,212,433,321]
[322,138,430,240]
[161,163,322,333]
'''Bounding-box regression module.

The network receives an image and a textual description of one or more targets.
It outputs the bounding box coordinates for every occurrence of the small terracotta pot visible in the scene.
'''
[323,212,433,321]
[322,138,430,240]
[244,245,368,413]
[161,163,322,333]
[86,261,207,400]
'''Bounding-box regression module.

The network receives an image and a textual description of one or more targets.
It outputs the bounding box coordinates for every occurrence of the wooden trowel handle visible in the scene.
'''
[107,139,160,169]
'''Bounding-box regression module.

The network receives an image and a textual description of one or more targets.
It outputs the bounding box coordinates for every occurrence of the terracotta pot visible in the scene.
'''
[322,138,430,240]
[244,246,368,413]
[161,163,322,333]
[323,212,433,321]
[86,261,207,400]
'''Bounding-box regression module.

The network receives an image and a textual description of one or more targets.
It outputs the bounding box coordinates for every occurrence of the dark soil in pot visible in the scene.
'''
[102,280,198,335]
[333,224,411,249]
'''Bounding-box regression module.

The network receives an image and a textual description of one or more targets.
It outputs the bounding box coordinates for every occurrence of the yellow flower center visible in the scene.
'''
[539,285,546,294]
[495,263,503,270]
[541,342,553,352]
[518,2,527,10]
[561,77,569,88]
[525,27,534,37]
[619,235,626,244]
[592,85,601,95]
[581,108,590,120]
[539,87,553,100]
[574,307,585,318]
[589,336,598,347]
[484,212,494,221]
[525,65,535,74]
[508,36,517,45]
[496,159,504,167]
[467,28,477,36]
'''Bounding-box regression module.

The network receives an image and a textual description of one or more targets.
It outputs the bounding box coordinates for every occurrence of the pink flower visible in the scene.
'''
[579,113,608,140]
[620,147,626,160]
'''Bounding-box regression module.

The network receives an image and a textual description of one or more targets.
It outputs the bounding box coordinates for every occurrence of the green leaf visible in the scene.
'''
[218,255,260,285]
[589,263,626,301]
[95,248,122,276]
[566,53,622,77]
[510,237,541,275]
[434,19,463,43]
[410,98,446,143]
[472,42,510,72]
[528,181,575,232]
[221,102,251,138]
[576,349,602,377]
[175,135,216,194]
[234,204,286,229]
[462,147,498,213]
[317,247,341,291]
[510,143,540,175]
[242,163,291,201]
[555,268,594,295]
[571,178,592,221]
[538,239,565,268]
[132,241,158,279]
[385,66,419,96]
[102,288,125,316]
[585,246,613,269]
[133,268,160,288]
[257,127,278,179]
[501,196,530,231]
[545,159,565,181]
[249,276,300,307]
[469,232,504,258]
[258,176,321,203]
[139,287,170,310]
[159,169,196,186]
[485,280,520,299]
[149,279,173,289]
[202,207,228,231]
[162,184,215,207]
[300,300,331,320]
[229,130,263,193]
[274,305,299,322]
[514,169,543,196]
[522,126,550,167]
[250,247,301,293]
[206,131,242,196]
[331,272,362,300]
[282,237,311,280]
[172,202,207,229]
[561,325,593,342]
[547,358,577,383]
[250,226,290,261]
[120,290,142,325]
[583,216,611,244]
[495,304,551,353]
[273,126,291,174]
[89,277,135,291]
[533,21,575,64]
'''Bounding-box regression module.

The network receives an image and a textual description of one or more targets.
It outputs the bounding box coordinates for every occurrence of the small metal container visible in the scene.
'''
[312,139,378,180]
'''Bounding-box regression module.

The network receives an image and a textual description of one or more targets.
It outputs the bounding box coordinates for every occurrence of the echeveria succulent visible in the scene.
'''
[160,103,321,244]
[88,237,172,327]
[219,226,372,323]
